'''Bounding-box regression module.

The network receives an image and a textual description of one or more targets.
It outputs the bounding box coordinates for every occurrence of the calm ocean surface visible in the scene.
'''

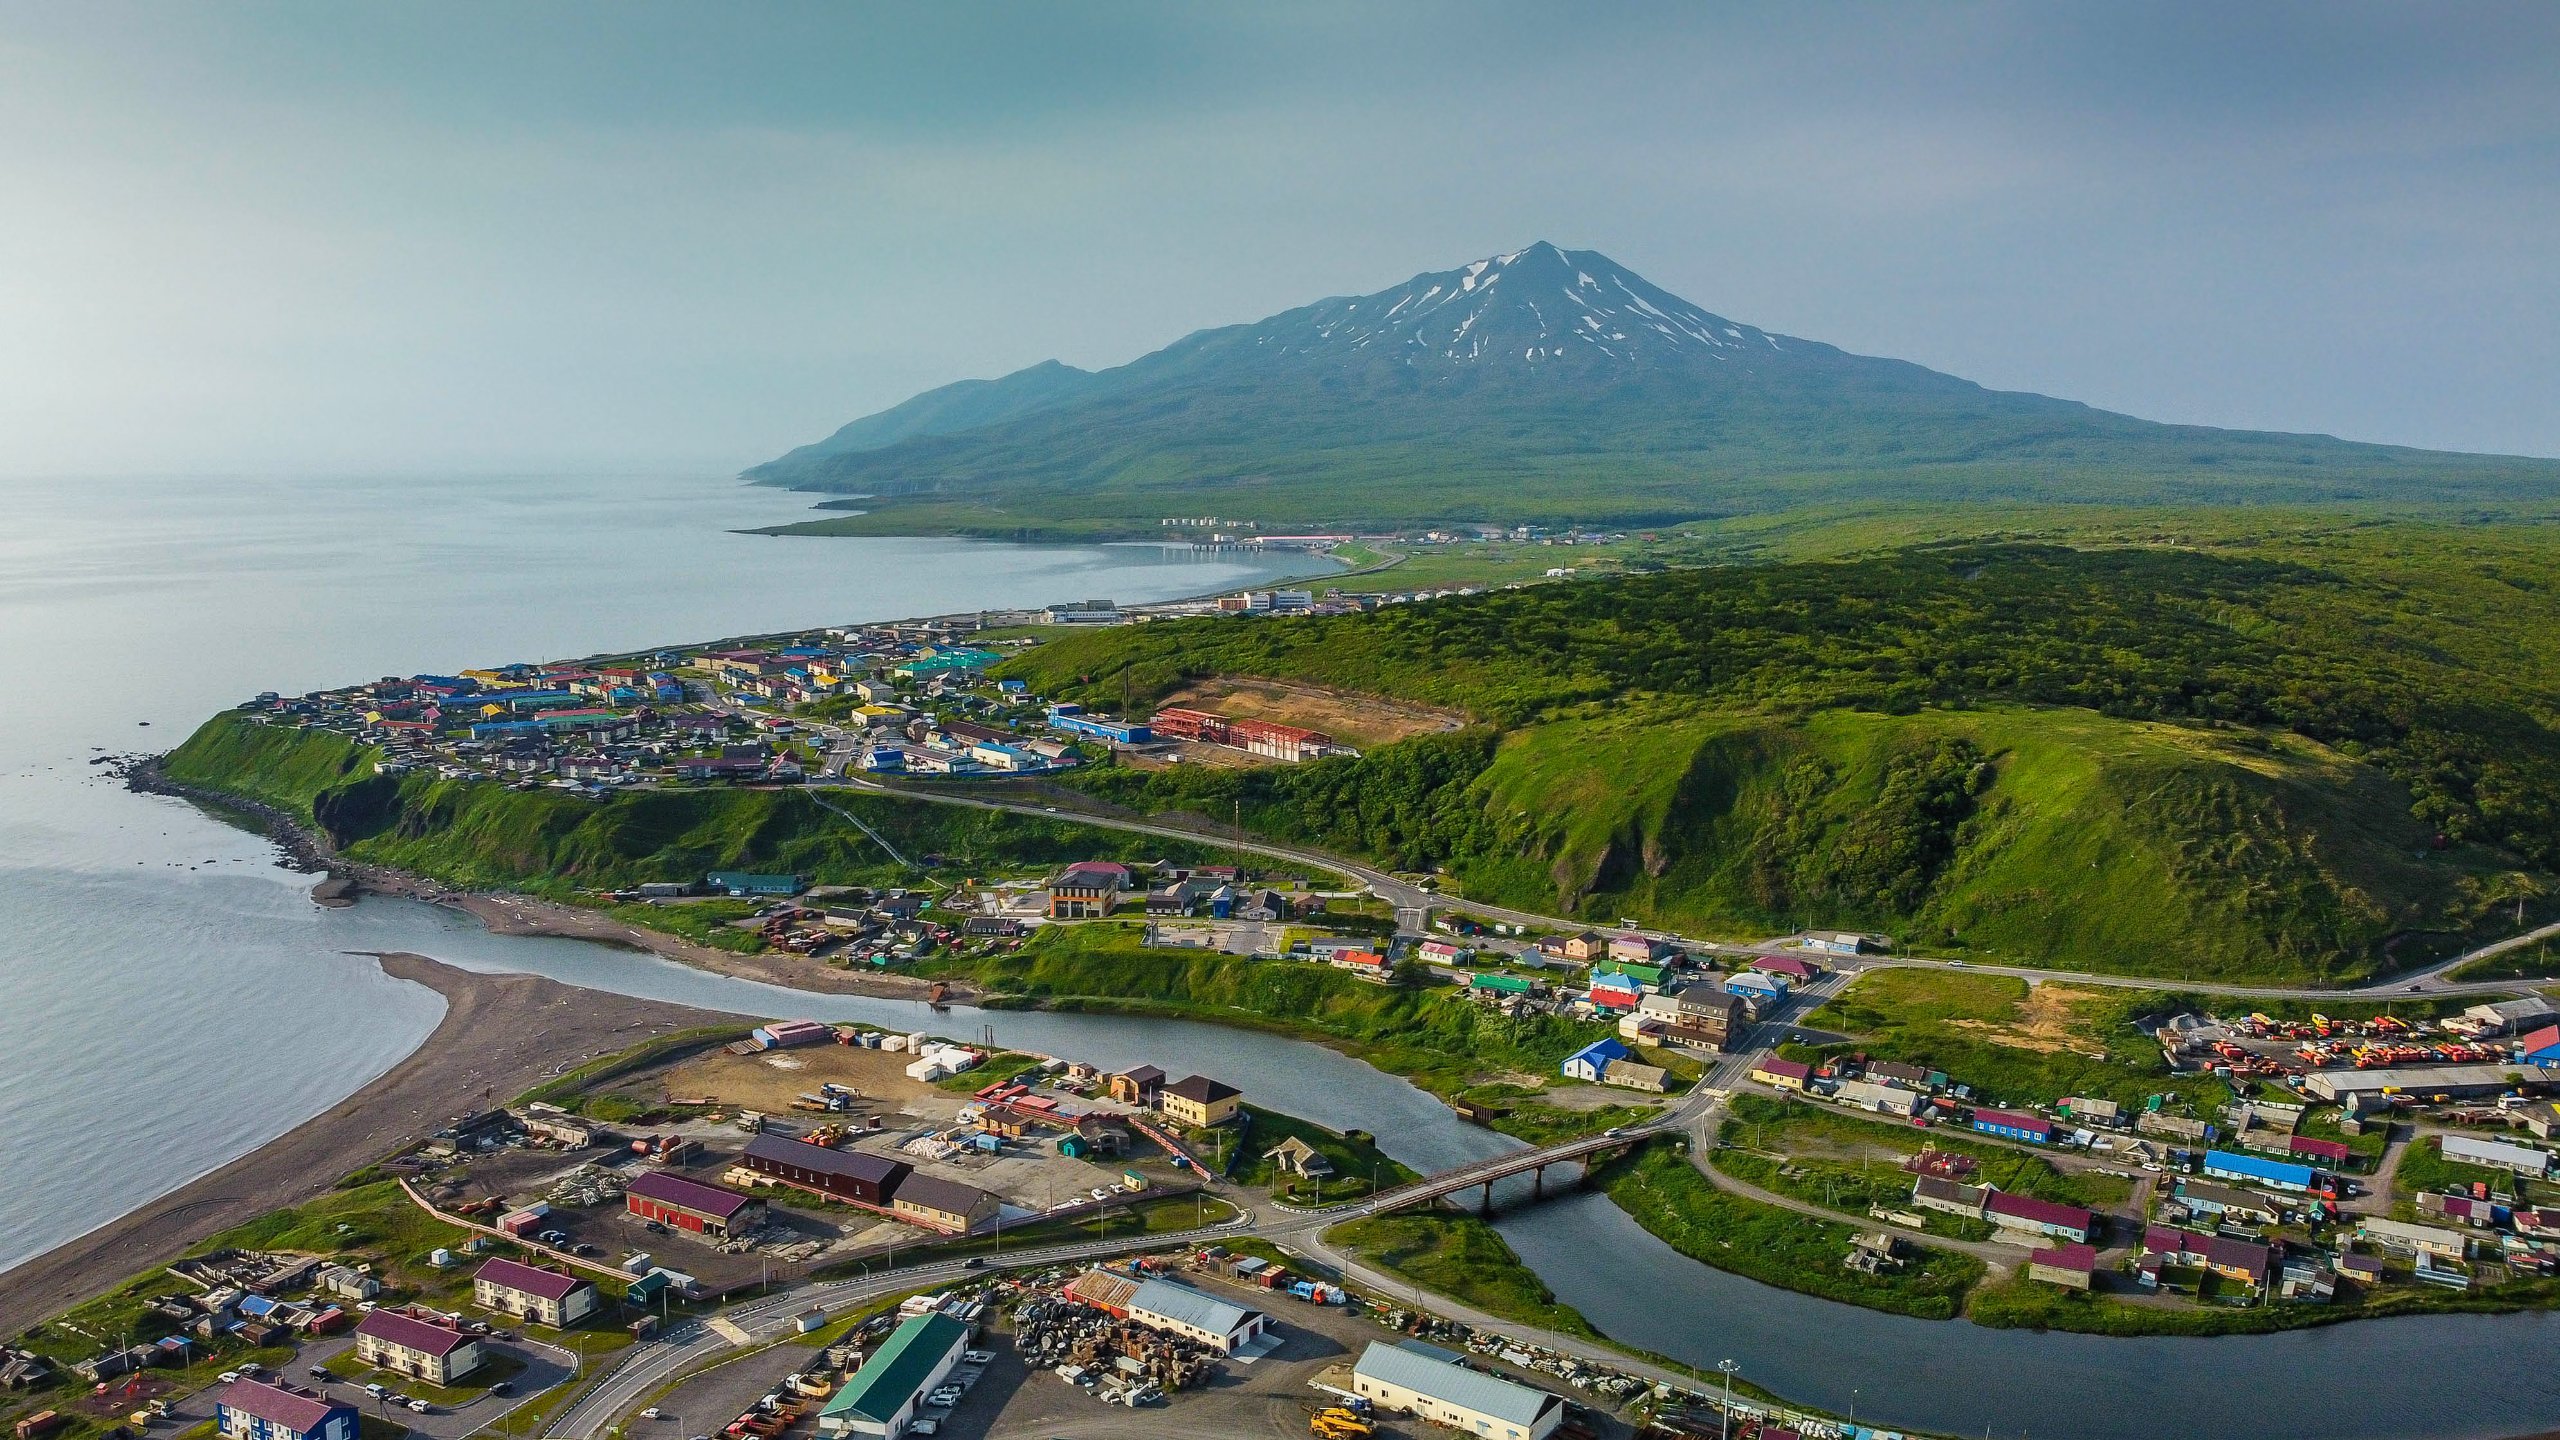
[1,473,2552,1440]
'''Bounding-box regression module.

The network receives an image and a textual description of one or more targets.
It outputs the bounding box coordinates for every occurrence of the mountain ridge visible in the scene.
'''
[744,242,2560,535]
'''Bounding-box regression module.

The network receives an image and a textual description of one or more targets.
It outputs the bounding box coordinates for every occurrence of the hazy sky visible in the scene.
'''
[3,2,2554,476]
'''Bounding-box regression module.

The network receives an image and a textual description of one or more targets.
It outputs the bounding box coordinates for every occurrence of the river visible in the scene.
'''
[3,474,2551,1440]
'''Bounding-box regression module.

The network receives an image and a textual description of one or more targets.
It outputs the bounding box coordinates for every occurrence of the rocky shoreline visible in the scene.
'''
[123,755,980,1001]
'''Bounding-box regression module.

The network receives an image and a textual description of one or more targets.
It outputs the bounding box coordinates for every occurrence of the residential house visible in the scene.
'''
[1635,987,1742,1050]
[1601,1058,1669,1092]
[1108,1066,1166,1106]
[1263,1136,1334,1180]
[1560,931,1611,964]
[213,1381,357,1440]
[1561,1038,1633,1084]
[1970,1109,2054,1145]
[2175,1180,2284,1227]
[471,1259,598,1328]
[351,1311,484,1386]
[2442,1133,2554,1177]
[2356,1217,2472,1261]
[2027,1243,2098,1291]
[1047,861,1131,919]
[1750,1057,1812,1091]
[1910,1177,1989,1219]
[1984,1191,2095,1245]
[1160,1075,1243,1128]
[1833,1080,1930,1119]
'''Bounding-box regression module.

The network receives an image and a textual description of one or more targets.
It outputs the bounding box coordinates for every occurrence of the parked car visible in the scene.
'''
[406,1401,433,1415]
[960,1351,996,1365]
[307,1367,335,1383]
[488,1381,514,1397]
[363,1385,388,1400]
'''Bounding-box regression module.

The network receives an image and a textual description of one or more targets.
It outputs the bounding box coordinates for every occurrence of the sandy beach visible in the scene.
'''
[0,952,739,1337]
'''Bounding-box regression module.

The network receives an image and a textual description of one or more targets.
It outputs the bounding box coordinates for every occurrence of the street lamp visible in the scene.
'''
[1848,1388,1859,1437]
[1717,1359,1739,1440]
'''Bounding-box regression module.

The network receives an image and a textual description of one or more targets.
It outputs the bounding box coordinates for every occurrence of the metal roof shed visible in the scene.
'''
[1353,1340,1564,1440]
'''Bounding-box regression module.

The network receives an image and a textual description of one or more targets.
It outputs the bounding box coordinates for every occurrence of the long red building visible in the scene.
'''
[1148,708,1338,762]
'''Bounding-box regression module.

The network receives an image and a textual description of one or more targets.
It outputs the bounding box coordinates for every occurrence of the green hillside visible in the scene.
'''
[1007,526,2560,982]
[161,715,1225,894]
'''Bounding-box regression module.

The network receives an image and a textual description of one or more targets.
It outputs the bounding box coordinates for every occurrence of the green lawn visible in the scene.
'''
[1230,1105,1418,1204]
[1791,968,2233,1114]
[1324,1213,1601,1339]
[1595,1140,1985,1320]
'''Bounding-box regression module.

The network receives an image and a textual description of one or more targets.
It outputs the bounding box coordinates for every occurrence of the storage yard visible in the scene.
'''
[631,1247,1644,1440]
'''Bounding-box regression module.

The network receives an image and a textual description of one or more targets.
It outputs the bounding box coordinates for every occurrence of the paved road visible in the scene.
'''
[787,766,2556,1003]
[545,1213,1253,1439]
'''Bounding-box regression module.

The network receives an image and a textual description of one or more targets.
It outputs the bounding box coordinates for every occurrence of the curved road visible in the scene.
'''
[808,769,2556,1002]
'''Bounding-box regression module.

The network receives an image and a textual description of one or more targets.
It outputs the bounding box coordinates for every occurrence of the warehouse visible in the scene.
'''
[625,1170,766,1238]
[2303,1063,2560,1105]
[1832,1080,1929,1119]
[815,1311,968,1437]
[213,1379,356,1440]
[1064,1271,1270,1354]
[1351,1340,1564,1440]
[351,1311,484,1386]
[2442,1133,2555,1177]
[2203,1150,2317,1194]
[470,1258,599,1327]
[741,1134,913,1205]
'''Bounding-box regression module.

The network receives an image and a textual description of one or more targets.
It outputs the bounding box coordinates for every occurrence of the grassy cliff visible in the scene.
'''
[162,713,1222,895]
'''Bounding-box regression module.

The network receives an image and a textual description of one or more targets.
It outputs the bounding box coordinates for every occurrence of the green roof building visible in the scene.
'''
[816,1312,968,1436]
[1468,973,1535,996]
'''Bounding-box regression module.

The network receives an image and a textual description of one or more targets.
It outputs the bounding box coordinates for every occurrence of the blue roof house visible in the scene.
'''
[1562,1038,1633,1083]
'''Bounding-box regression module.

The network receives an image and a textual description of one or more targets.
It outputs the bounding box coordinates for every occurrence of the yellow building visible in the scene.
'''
[1159,1074,1242,1128]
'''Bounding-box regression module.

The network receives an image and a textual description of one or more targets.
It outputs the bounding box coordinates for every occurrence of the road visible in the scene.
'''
[798,769,2555,1000]
[546,1213,1255,1439]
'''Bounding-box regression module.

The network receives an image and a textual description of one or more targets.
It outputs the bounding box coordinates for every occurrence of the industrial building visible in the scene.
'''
[1350,1340,1565,1440]
[213,1380,357,1440]
[815,1311,968,1437]
[1147,707,1344,762]
[888,1174,1000,1235]
[1046,706,1152,744]
[1064,1271,1270,1353]
[2303,1063,2560,1105]
[351,1311,484,1386]
[625,1170,767,1237]
[740,1134,913,1205]
[470,1258,599,1327]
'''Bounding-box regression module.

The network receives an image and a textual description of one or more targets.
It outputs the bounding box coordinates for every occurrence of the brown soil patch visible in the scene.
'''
[1946,981,2109,1054]
[654,1044,951,1121]
[1160,677,1468,749]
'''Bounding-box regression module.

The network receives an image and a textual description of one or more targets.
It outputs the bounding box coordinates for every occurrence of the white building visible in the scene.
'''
[1352,1341,1564,1440]
[2442,1132,2554,1177]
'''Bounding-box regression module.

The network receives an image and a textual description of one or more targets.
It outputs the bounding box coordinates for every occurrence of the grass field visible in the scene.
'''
[1324,1213,1602,1339]
[1229,1105,1417,1204]
[1791,968,2233,1114]
[1715,1093,2129,1221]
[1595,1139,1985,1320]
